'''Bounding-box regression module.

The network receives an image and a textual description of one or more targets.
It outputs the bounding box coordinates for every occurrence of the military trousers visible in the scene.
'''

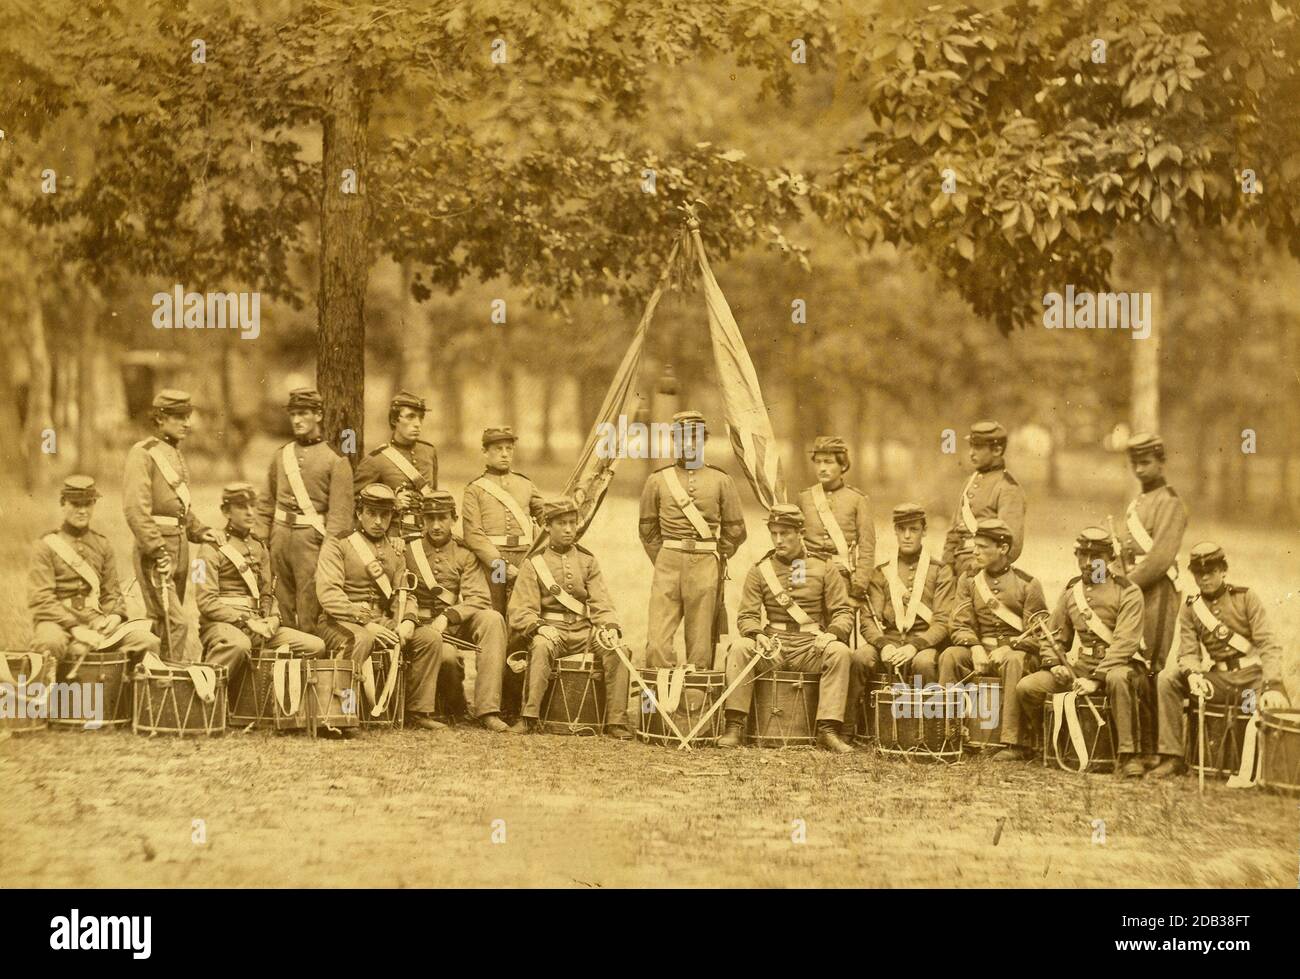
[846,642,940,735]
[1156,663,1261,758]
[33,620,160,673]
[269,526,325,632]
[133,532,190,660]
[488,547,530,618]
[412,609,507,717]
[939,645,1038,746]
[199,620,324,694]
[1014,663,1143,754]
[521,624,629,727]
[646,549,721,670]
[724,633,850,723]
[1141,577,1181,673]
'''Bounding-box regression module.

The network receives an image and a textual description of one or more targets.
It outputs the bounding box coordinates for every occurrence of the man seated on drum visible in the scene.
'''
[506,498,632,739]
[849,502,955,715]
[197,482,325,692]
[28,475,160,691]
[1000,527,1147,774]
[1150,541,1289,778]
[316,483,445,732]
[407,490,511,733]
[939,518,1047,758]
[718,504,854,753]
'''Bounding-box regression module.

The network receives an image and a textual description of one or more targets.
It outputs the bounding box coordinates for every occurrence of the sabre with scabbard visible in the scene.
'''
[593,628,694,750]
[677,634,782,749]
[1022,608,1107,726]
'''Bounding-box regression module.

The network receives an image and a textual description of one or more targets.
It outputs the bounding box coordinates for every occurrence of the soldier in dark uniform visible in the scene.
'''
[507,498,632,739]
[29,476,160,685]
[939,519,1047,756]
[717,504,854,753]
[196,483,324,695]
[353,390,438,543]
[1003,527,1147,775]
[639,411,747,670]
[1150,542,1289,777]
[254,387,354,633]
[941,421,1027,579]
[406,490,511,732]
[122,389,219,658]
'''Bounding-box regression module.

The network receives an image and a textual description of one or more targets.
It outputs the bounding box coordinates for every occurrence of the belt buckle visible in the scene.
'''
[71,596,85,610]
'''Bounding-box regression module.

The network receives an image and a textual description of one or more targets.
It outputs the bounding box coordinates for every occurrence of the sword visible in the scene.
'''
[157,562,176,660]
[677,635,782,749]
[593,629,693,749]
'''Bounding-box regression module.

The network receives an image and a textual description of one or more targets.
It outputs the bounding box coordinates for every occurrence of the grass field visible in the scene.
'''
[2,465,1298,888]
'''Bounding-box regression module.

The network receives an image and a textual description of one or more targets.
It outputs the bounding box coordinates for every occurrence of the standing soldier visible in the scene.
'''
[1115,432,1186,672]
[461,427,546,617]
[122,389,219,658]
[406,490,511,733]
[507,498,632,740]
[29,476,159,692]
[1150,542,1289,777]
[639,410,747,670]
[196,483,325,695]
[797,435,874,610]
[939,519,1047,757]
[717,505,854,753]
[254,388,353,632]
[850,503,955,717]
[353,390,438,543]
[1003,527,1147,774]
[941,421,1026,579]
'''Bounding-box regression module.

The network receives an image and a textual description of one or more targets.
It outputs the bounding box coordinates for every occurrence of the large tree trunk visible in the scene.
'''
[317,71,371,458]
[23,297,55,491]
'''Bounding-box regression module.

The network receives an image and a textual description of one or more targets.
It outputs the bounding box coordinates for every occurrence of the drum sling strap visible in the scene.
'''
[959,473,979,535]
[810,484,853,571]
[141,651,218,703]
[1125,501,1180,587]
[1226,713,1262,788]
[662,467,715,542]
[281,443,328,535]
[409,540,458,607]
[973,571,1023,647]
[529,555,588,618]
[474,476,535,546]
[655,667,688,714]
[1071,579,1114,645]
[43,534,102,611]
[885,549,933,633]
[1050,691,1098,773]
[380,445,429,490]
[1189,596,1254,655]
[266,645,303,719]
[146,443,193,515]
[218,543,261,601]
[759,559,816,628]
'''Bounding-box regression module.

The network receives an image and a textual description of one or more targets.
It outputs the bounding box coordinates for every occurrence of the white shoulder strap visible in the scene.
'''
[959,473,979,533]
[282,444,327,535]
[662,467,714,541]
[1070,578,1113,644]
[42,534,102,610]
[529,554,586,616]
[887,548,933,631]
[1126,499,1179,585]
[347,532,393,600]
[758,559,814,626]
[146,444,192,511]
[974,571,1024,632]
[380,446,426,487]
[810,484,851,563]
[217,543,261,601]
[410,540,458,605]
[1189,596,1253,654]
[474,476,534,544]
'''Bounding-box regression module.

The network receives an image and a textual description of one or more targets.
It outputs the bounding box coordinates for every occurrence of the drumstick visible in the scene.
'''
[594,633,692,750]
[678,638,781,749]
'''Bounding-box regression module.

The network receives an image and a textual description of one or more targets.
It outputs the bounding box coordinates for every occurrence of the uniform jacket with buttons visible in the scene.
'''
[195,528,276,626]
[315,530,413,626]
[461,470,546,570]
[638,463,747,560]
[254,438,354,540]
[736,549,854,642]
[941,461,1026,566]
[949,564,1047,650]
[404,535,493,624]
[353,439,438,498]
[28,527,128,628]
[507,544,619,639]
[1044,573,1144,676]
[1119,481,1186,591]
[1177,584,1283,689]
[796,481,875,596]
[862,554,954,651]
[122,436,210,555]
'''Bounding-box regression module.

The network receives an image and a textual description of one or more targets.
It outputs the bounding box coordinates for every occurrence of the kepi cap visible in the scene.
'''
[965,420,1007,444]
[286,387,323,411]
[973,518,1014,546]
[1188,541,1227,571]
[357,484,398,511]
[221,481,257,506]
[542,497,580,524]
[422,489,457,516]
[1126,431,1165,458]
[390,390,427,414]
[60,474,100,505]
[810,435,850,473]
[153,389,194,414]
[892,502,926,526]
[766,503,805,531]
[671,410,707,435]
[481,427,518,447]
[1073,526,1112,554]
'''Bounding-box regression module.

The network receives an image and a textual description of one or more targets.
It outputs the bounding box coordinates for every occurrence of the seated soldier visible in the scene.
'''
[316,483,443,732]
[850,503,954,719]
[1150,541,1289,777]
[406,490,510,733]
[506,498,632,739]
[28,476,159,695]
[197,482,324,694]
[718,504,854,753]
[939,518,1047,757]
[1003,527,1147,775]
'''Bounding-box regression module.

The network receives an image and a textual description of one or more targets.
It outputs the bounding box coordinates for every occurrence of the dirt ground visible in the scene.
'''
[2,479,1298,888]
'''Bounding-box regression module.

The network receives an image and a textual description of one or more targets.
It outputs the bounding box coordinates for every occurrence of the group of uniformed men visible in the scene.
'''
[26,389,1291,771]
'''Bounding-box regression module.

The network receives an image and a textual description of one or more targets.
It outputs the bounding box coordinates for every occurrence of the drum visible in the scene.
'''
[0,650,50,735]
[1185,701,1251,779]
[1259,709,1300,797]
[305,659,359,735]
[50,647,132,730]
[872,681,963,762]
[635,668,725,746]
[961,676,1006,751]
[749,671,819,747]
[132,662,227,738]
[851,675,894,745]
[359,648,404,730]
[228,653,308,731]
[539,656,606,735]
[1043,694,1115,772]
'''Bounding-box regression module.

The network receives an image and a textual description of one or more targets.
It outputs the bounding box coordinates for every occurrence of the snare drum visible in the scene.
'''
[1185,701,1251,779]
[228,652,308,731]
[51,648,132,730]
[539,656,606,736]
[132,662,227,737]
[961,676,1006,751]
[748,671,819,747]
[1259,709,1300,797]
[873,682,963,761]
[306,659,359,735]
[1043,694,1115,772]
[359,648,404,729]
[0,651,51,735]
[635,667,725,746]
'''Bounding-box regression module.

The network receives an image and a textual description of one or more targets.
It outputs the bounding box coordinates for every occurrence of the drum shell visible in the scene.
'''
[749,671,819,747]
[131,664,227,737]
[228,654,308,730]
[1185,701,1251,779]
[635,668,725,746]
[540,659,606,736]
[1259,709,1300,798]
[307,659,359,732]
[872,683,963,760]
[961,676,1006,750]
[0,651,49,735]
[50,648,132,730]
[1042,694,1115,772]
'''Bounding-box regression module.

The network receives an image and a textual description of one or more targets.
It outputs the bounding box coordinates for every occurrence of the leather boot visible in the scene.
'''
[508,717,535,735]
[605,724,633,741]
[1148,755,1187,778]
[816,722,853,754]
[1118,753,1146,779]
[480,714,511,733]
[718,712,747,749]
[409,714,448,732]
[992,744,1034,762]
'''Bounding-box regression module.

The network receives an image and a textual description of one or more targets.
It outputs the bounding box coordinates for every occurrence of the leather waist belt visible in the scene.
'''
[60,595,93,610]
[152,515,180,527]
[275,506,325,527]
[542,611,588,625]
[488,534,530,547]
[767,622,821,635]
[220,595,256,609]
[1209,653,1261,673]
[663,539,718,552]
